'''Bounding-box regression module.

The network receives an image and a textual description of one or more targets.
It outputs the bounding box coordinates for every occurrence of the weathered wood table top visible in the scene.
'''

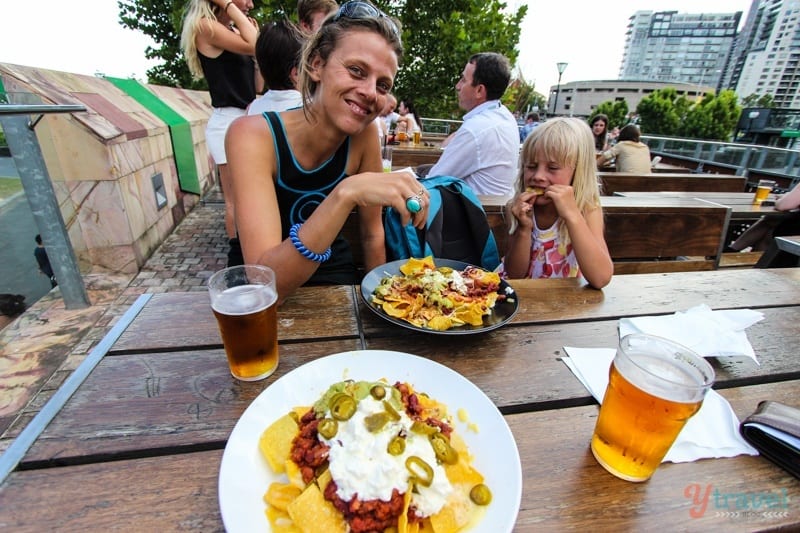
[617,191,789,218]
[1,269,799,531]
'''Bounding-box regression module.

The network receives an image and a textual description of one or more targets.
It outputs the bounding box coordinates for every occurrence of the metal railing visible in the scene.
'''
[643,135,800,187]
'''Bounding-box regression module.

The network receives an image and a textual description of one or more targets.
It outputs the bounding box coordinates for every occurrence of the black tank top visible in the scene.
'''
[264,111,357,285]
[198,50,255,109]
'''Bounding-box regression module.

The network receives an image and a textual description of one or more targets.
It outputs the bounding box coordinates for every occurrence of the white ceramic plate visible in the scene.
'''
[218,350,522,532]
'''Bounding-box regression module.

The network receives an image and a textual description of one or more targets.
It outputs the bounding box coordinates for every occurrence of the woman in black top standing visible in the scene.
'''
[181,0,260,265]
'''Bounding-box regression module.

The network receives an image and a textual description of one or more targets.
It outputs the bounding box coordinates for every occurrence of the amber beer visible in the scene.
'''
[208,265,279,381]
[591,334,714,482]
[753,179,775,204]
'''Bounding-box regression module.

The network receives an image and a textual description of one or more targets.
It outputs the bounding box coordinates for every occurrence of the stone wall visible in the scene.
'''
[0,63,215,274]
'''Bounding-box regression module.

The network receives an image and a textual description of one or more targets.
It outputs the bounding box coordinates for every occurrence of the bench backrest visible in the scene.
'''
[344,195,731,276]
[598,172,746,196]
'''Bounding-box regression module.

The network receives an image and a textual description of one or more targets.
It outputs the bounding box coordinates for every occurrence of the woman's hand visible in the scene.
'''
[341,170,429,229]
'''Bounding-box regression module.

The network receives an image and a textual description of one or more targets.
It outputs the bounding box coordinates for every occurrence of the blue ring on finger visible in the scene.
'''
[406,197,421,213]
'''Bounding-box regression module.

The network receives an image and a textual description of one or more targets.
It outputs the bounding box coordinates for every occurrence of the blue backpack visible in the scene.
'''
[384,176,500,270]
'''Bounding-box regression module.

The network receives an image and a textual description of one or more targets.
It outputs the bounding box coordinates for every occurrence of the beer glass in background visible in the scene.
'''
[753,179,776,205]
[412,128,421,145]
[591,334,714,482]
[208,265,279,381]
[382,145,393,172]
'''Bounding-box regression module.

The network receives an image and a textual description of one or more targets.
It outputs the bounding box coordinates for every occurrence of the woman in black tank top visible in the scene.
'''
[181,0,261,260]
[226,2,430,302]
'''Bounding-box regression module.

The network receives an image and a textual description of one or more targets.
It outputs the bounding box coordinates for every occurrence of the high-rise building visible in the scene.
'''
[619,10,742,92]
[727,0,800,109]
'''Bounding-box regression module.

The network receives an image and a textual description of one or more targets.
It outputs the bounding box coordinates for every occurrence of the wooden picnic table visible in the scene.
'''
[389,141,443,168]
[615,191,789,219]
[1,269,800,531]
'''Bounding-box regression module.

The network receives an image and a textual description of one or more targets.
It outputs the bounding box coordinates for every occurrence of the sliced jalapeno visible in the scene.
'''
[429,432,459,465]
[329,393,357,421]
[387,436,406,456]
[317,417,338,439]
[410,421,438,436]
[383,400,401,421]
[470,483,492,506]
[405,456,434,487]
[370,385,386,400]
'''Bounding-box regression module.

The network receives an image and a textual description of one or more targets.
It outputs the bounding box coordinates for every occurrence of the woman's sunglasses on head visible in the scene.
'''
[331,1,400,38]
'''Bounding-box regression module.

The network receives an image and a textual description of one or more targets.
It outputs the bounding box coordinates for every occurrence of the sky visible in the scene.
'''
[0,0,754,92]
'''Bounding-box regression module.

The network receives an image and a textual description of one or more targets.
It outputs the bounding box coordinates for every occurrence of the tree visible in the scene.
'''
[387,0,526,119]
[503,74,546,117]
[740,93,774,108]
[588,101,628,131]
[634,88,691,136]
[679,90,741,141]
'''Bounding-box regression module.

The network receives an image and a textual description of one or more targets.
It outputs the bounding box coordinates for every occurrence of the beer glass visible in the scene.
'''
[753,179,775,205]
[381,145,393,172]
[591,334,714,482]
[208,265,279,381]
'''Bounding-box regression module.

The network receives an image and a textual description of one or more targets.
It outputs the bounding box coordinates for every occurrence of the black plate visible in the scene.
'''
[359,258,519,335]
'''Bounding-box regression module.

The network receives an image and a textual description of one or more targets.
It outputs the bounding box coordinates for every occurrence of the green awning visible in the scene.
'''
[106,77,201,195]
[780,130,800,138]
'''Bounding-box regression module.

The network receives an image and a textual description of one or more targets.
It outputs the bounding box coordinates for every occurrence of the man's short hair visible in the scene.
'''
[297,0,338,29]
[256,19,305,90]
[468,52,511,101]
[526,112,539,122]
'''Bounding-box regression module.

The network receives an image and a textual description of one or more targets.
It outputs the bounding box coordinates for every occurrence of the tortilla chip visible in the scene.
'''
[287,482,347,533]
[266,505,301,533]
[400,256,435,275]
[259,413,299,473]
[264,482,303,511]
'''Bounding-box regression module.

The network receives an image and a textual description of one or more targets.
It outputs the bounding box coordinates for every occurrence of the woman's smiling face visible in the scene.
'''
[312,29,398,134]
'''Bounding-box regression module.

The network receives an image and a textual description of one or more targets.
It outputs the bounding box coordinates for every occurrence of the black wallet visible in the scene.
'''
[740,401,800,479]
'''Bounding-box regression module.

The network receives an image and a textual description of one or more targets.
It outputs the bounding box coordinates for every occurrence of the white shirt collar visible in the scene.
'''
[463,99,502,121]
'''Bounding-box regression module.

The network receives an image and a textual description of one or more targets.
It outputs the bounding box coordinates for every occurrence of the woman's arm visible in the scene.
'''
[197,2,258,57]
[775,183,800,211]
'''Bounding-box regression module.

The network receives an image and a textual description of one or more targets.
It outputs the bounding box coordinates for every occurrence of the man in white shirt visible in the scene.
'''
[426,52,519,195]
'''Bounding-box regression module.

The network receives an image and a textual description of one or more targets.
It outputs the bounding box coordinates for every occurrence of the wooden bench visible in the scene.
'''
[343,195,731,276]
[598,172,747,196]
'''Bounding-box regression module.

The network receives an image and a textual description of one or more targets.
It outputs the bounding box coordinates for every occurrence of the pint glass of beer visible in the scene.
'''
[591,334,714,482]
[208,265,279,381]
[753,179,776,205]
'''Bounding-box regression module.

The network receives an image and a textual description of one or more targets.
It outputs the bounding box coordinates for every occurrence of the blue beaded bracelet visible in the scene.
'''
[289,223,332,263]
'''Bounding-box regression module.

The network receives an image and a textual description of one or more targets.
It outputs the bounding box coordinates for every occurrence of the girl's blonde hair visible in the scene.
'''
[181,0,220,80]
[298,8,403,113]
[511,117,602,243]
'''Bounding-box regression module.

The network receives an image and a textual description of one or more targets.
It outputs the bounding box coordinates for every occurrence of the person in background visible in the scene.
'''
[297,0,338,34]
[596,123,652,174]
[34,234,57,288]
[425,52,519,195]
[181,0,260,266]
[590,114,609,152]
[396,98,422,134]
[380,94,399,136]
[247,19,305,116]
[776,182,800,212]
[519,111,540,142]
[500,118,613,289]
[226,1,428,301]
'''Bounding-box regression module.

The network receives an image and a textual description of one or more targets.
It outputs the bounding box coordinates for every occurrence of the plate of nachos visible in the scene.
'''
[218,350,522,533]
[360,257,519,334]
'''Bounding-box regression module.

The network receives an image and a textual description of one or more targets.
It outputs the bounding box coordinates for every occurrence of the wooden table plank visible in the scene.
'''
[617,191,788,219]
[24,305,800,464]
[776,235,800,256]
[22,339,362,464]
[112,285,358,353]
[510,380,800,532]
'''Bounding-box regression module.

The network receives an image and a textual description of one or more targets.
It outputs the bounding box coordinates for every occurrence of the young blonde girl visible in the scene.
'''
[501,117,613,288]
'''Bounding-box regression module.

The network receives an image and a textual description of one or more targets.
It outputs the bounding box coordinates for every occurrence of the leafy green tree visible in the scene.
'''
[503,74,546,117]
[588,100,628,131]
[679,90,741,141]
[740,93,774,108]
[634,88,691,136]
[386,0,527,119]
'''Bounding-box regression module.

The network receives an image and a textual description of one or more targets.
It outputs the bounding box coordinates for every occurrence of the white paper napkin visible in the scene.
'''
[562,346,758,463]
[619,304,764,364]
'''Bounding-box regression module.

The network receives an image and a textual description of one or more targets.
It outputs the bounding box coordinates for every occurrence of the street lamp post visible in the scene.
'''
[552,62,568,117]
